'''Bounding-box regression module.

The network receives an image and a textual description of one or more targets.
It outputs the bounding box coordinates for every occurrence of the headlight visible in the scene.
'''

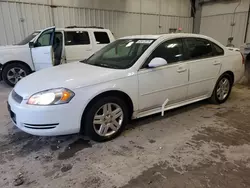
[27,88,75,105]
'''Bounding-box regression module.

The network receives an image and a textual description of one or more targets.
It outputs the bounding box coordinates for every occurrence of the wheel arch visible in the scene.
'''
[2,60,32,74]
[211,71,234,97]
[210,70,234,104]
[80,90,134,131]
[220,70,234,84]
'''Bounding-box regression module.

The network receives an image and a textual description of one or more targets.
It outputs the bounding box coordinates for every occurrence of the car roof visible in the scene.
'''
[120,33,225,49]
[120,33,212,40]
[36,28,110,32]
[57,28,110,32]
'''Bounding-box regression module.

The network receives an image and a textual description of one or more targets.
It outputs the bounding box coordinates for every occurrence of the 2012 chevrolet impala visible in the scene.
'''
[8,33,245,142]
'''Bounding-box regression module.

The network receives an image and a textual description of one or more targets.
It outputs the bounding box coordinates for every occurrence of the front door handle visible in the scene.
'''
[177,68,187,73]
[213,61,221,65]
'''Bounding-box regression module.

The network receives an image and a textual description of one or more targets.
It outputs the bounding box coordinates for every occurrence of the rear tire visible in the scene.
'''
[209,74,233,104]
[2,63,31,87]
[82,96,129,142]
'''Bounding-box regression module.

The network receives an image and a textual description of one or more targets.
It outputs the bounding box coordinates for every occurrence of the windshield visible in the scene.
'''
[17,31,40,45]
[83,39,155,69]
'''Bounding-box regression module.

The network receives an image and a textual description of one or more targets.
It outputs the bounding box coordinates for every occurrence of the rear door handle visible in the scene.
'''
[177,68,187,73]
[213,61,221,65]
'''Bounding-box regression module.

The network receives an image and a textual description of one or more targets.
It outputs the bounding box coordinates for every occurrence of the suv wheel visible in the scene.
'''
[2,63,31,87]
[82,96,129,142]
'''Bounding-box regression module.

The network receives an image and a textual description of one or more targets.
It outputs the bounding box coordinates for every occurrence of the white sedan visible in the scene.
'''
[8,33,245,142]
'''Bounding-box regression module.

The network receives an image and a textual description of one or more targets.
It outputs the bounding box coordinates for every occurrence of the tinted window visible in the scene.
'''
[65,31,90,45]
[53,32,63,63]
[185,38,213,59]
[212,43,224,56]
[94,32,110,44]
[54,32,63,45]
[150,39,184,64]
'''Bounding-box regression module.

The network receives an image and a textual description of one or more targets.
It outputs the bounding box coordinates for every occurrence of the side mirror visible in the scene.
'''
[29,41,35,48]
[148,57,168,68]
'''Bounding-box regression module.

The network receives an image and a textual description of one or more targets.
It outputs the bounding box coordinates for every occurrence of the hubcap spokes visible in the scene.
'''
[217,78,230,101]
[93,103,123,137]
[7,68,26,84]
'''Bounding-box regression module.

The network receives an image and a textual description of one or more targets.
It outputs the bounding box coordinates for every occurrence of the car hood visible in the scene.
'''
[0,45,27,51]
[14,62,127,99]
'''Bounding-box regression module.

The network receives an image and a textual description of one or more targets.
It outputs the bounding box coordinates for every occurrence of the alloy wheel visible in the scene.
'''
[93,103,124,137]
[217,77,230,101]
[7,68,26,85]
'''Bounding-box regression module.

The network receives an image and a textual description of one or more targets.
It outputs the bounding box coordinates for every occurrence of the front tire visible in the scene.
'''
[82,96,129,142]
[2,63,31,87]
[210,74,233,104]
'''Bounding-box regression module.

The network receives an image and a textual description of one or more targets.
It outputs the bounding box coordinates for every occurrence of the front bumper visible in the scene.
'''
[7,91,83,136]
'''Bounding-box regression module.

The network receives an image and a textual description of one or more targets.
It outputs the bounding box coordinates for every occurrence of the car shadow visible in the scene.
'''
[127,99,208,131]
[0,126,80,158]
[0,81,11,89]
[0,99,209,162]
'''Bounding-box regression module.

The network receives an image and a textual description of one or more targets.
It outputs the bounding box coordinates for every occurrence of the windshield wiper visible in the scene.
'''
[94,63,121,69]
[80,59,87,63]
[98,63,113,68]
[81,60,120,69]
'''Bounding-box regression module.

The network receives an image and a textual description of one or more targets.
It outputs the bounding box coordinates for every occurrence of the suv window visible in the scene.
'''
[94,32,110,44]
[184,38,213,60]
[149,38,184,65]
[36,29,54,47]
[212,43,224,56]
[65,31,90,45]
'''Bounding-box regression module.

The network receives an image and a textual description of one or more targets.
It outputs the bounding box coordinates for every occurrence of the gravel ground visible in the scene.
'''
[1,82,250,188]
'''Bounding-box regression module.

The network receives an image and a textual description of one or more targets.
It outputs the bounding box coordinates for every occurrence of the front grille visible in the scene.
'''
[12,90,23,104]
[23,123,59,130]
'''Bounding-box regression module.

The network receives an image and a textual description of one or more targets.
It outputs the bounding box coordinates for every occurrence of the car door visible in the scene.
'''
[183,38,222,99]
[138,38,189,112]
[53,31,65,66]
[30,27,55,71]
[64,30,93,62]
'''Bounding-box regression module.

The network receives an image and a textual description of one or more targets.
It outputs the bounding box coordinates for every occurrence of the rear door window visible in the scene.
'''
[94,32,110,44]
[212,43,224,56]
[184,38,213,60]
[65,31,90,45]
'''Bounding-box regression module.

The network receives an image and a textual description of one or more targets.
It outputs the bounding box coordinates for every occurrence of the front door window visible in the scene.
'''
[142,38,184,69]
[35,29,54,47]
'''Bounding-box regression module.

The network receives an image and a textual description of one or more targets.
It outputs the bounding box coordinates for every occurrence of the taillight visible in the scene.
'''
[241,53,245,65]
